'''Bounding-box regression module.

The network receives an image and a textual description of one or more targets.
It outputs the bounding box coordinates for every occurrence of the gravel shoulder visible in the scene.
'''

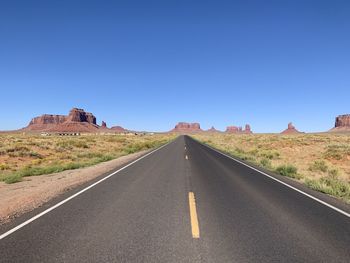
[0,150,149,224]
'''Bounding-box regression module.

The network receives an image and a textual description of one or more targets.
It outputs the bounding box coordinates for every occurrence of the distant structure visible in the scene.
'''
[110,126,127,132]
[207,126,219,132]
[226,124,252,134]
[101,121,107,128]
[329,114,350,132]
[281,122,302,134]
[23,108,127,133]
[171,122,202,133]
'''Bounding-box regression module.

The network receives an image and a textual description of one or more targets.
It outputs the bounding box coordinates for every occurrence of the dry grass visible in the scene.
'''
[0,133,175,184]
[192,133,350,203]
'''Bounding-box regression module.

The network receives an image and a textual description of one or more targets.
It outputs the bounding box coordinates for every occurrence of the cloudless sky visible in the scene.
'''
[0,0,349,132]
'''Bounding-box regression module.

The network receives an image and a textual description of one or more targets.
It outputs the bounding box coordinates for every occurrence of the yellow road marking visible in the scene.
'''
[188,192,200,238]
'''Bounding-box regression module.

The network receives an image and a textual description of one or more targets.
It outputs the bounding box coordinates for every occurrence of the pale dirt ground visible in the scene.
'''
[0,150,148,224]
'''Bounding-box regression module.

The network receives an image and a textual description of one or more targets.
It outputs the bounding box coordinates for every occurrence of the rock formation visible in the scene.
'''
[29,114,67,127]
[171,122,202,133]
[226,124,252,134]
[25,108,99,132]
[207,126,219,132]
[281,122,302,134]
[23,108,129,133]
[244,124,252,134]
[226,126,241,133]
[330,114,350,132]
[66,108,96,125]
[110,126,127,132]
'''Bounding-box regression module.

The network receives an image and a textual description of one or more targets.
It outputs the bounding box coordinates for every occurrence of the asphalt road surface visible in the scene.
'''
[0,136,349,262]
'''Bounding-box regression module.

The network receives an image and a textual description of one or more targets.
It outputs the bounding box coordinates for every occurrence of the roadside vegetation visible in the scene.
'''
[192,133,350,203]
[0,133,174,184]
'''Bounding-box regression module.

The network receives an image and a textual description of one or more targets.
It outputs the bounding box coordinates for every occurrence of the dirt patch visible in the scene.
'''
[0,150,149,224]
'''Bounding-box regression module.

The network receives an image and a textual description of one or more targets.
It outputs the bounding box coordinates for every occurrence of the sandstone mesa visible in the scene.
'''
[24,108,126,133]
[330,114,350,132]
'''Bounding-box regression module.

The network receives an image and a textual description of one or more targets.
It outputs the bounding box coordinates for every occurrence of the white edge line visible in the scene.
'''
[196,139,350,218]
[0,140,173,240]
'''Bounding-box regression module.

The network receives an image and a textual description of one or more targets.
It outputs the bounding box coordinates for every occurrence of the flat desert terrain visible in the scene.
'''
[0,133,174,184]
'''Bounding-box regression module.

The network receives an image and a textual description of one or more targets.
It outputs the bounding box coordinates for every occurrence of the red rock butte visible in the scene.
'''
[330,114,350,132]
[171,122,202,133]
[226,124,252,134]
[110,126,127,132]
[24,108,126,133]
[101,121,108,129]
[281,122,302,134]
[207,126,220,132]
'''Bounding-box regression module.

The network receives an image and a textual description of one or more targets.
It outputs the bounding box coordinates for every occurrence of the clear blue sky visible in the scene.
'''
[0,0,349,132]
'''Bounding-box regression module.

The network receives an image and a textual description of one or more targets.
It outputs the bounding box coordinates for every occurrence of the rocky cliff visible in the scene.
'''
[24,108,117,132]
[330,114,350,132]
[226,124,252,134]
[66,108,96,125]
[171,122,202,133]
[29,114,67,125]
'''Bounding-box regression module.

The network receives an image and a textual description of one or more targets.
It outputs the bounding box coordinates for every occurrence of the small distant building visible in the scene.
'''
[57,132,81,136]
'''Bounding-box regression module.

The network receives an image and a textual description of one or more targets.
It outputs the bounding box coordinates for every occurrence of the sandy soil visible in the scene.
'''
[0,150,149,224]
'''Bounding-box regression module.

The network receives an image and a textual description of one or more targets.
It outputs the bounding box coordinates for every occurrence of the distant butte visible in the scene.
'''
[101,121,107,129]
[171,122,202,133]
[226,124,252,134]
[207,126,219,132]
[281,122,302,134]
[23,108,127,133]
[110,126,127,132]
[330,114,350,132]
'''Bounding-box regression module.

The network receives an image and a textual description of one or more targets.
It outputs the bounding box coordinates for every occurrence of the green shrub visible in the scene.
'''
[275,165,300,179]
[324,144,350,160]
[260,150,280,160]
[29,152,43,159]
[248,149,259,156]
[91,154,115,164]
[56,140,89,149]
[308,160,328,173]
[260,158,272,168]
[305,176,350,202]
[77,152,104,159]
[3,174,22,184]
[123,141,159,154]
[6,145,29,153]
[0,163,10,170]
[328,168,339,178]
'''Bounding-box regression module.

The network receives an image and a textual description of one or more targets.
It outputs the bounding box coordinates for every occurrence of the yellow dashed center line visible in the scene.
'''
[188,192,200,238]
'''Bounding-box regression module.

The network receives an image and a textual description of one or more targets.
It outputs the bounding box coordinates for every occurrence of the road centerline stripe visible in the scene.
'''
[188,192,200,238]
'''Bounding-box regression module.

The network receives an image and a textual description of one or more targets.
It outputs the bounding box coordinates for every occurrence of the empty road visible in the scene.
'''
[0,136,349,262]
